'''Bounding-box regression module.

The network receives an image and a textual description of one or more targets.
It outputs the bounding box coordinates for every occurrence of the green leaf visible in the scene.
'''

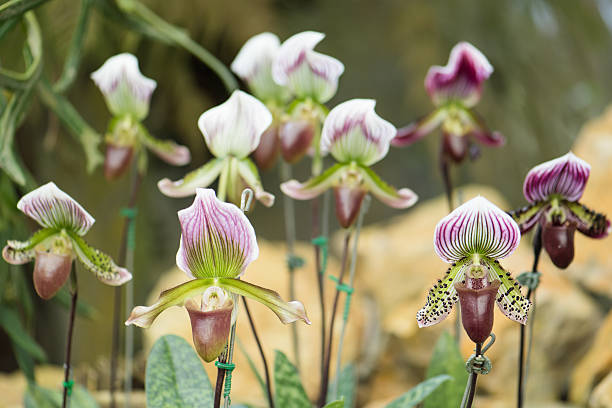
[324,401,345,408]
[13,342,35,382]
[422,332,468,408]
[145,334,213,408]
[385,375,452,408]
[0,0,50,23]
[274,350,311,408]
[327,364,356,408]
[24,383,99,408]
[53,286,98,319]
[0,305,46,361]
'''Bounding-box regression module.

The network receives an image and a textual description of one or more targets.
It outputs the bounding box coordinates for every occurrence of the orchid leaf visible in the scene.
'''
[324,401,345,408]
[24,383,99,408]
[0,305,46,362]
[0,0,49,22]
[385,375,451,408]
[145,335,213,408]
[422,332,467,408]
[274,350,310,408]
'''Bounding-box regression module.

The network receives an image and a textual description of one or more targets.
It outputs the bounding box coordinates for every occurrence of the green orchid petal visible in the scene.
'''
[237,158,274,207]
[486,258,530,324]
[416,258,470,328]
[358,165,418,209]
[68,232,131,286]
[2,228,57,265]
[137,123,191,166]
[565,201,610,239]
[280,163,347,200]
[157,158,225,198]
[508,201,546,234]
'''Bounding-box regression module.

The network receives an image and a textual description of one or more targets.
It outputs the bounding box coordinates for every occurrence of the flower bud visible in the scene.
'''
[253,125,280,171]
[455,276,500,343]
[104,143,133,180]
[279,119,315,163]
[33,251,72,300]
[542,222,576,269]
[334,185,366,228]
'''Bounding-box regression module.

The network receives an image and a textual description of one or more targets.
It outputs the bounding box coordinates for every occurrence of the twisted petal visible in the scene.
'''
[523,152,591,204]
[566,201,610,239]
[508,202,547,234]
[158,158,225,198]
[198,91,272,159]
[90,53,157,120]
[231,33,289,102]
[280,163,346,201]
[2,228,57,265]
[17,182,95,235]
[486,259,531,324]
[138,124,190,166]
[434,196,520,262]
[416,259,469,327]
[272,31,344,103]
[236,158,275,207]
[68,232,131,286]
[358,166,418,209]
[176,188,258,279]
[463,109,505,147]
[425,42,493,108]
[392,108,446,147]
[321,99,396,166]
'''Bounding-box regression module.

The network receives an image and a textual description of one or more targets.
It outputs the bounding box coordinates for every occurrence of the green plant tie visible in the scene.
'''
[465,333,495,375]
[214,361,235,371]
[517,271,541,291]
[63,379,74,396]
[328,275,354,321]
[214,361,235,399]
[311,236,328,274]
[120,207,138,251]
[286,254,305,270]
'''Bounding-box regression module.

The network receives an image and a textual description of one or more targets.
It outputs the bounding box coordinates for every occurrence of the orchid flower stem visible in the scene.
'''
[110,169,143,408]
[214,348,228,408]
[242,297,275,408]
[460,342,482,408]
[517,225,542,408]
[311,196,327,392]
[318,230,352,407]
[62,265,78,408]
[331,195,371,400]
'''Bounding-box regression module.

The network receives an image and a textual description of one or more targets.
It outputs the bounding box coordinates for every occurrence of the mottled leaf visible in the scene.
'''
[385,375,451,408]
[274,350,311,408]
[324,401,345,408]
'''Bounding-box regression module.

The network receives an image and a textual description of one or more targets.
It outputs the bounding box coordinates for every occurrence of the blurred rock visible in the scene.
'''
[589,372,612,408]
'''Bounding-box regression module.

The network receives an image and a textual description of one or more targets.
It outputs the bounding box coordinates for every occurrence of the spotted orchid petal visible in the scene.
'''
[357,166,418,209]
[523,152,591,204]
[198,91,272,159]
[17,182,95,236]
[487,259,531,324]
[68,232,131,286]
[425,42,493,108]
[272,31,344,103]
[392,108,447,147]
[231,32,289,103]
[566,202,610,239]
[280,163,346,201]
[321,99,396,166]
[2,228,57,265]
[158,158,225,198]
[176,188,258,279]
[138,123,191,166]
[91,53,157,121]
[434,196,521,263]
[236,159,275,207]
[508,202,547,234]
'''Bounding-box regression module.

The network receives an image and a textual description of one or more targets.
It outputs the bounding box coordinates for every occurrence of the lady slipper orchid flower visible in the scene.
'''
[281,99,417,227]
[126,189,309,362]
[91,53,190,180]
[2,182,131,299]
[393,42,504,163]
[417,196,530,340]
[157,91,275,207]
[509,152,610,269]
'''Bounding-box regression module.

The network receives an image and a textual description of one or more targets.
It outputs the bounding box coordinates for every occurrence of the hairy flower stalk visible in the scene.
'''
[91,53,191,180]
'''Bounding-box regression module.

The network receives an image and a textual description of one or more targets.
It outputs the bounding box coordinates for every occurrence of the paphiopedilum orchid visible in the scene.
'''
[392,42,504,163]
[157,91,275,207]
[126,188,309,361]
[2,182,131,299]
[509,152,610,269]
[91,53,190,179]
[417,196,530,342]
[281,99,417,228]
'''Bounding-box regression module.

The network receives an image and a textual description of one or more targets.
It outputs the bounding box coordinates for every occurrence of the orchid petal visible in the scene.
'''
[236,158,275,207]
[425,42,493,108]
[523,152,591,204]
[231,33,289,102]
[158,158,225,198]
[434,196,520,263]
[68,232,131,286]
[280,163,346,201]
[392,108,447,147]
[198,91,272,159]
[566,201,610,239]
[272,31,344,103]
[358,166,418,209]
[508,202,547,234]
[138,124,191,166]
[416,259,470,328]
[463,109,505,147]
[90,53,157,120]
[321,99,396,166]
[486,259,531,324]
[17,182,95,236]
[2,228,57,265]
[176,188,258,279]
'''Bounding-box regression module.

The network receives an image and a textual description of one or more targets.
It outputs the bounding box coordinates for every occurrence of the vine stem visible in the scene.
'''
[62,265,78,408]
[318,230,352,407]
[517,225,542,408]
[460,342,482,408]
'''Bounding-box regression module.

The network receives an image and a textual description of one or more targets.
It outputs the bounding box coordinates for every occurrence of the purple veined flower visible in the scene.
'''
[91,53,190,180]
[417,196,531,341]
[2,182,131,300]
[126,188,309,360]
[392,42,504,163]
[281,99,418,228]
[509,152,610,269]
[157,91,275,207]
